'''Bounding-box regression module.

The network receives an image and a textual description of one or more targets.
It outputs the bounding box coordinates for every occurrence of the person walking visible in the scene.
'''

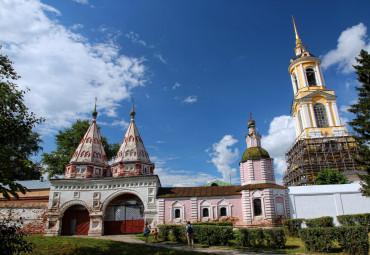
[185,221,194,248]
[143,223,151,243]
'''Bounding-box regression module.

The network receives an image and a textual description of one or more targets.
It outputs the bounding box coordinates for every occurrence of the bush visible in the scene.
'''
[337,213,370,232]
[158,224,233,246]
[158,225,172,241]
[194,225,233,246]
[192,222,233,227]
[305,216,334,228]
[336,226,369,255]
[263,228,286,249]
[281,218,303,237]
[236,228,286,248]
[299,227,337,252]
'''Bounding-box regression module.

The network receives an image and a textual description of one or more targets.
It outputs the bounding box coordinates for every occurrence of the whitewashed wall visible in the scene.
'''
[288,183,370,225]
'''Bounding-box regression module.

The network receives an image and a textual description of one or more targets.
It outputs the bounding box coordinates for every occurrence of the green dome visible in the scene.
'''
[242,147,270,162]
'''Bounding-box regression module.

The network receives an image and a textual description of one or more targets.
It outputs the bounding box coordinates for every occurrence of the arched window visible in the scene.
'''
[314,103,329,127]
[293,73,299,91]
[306,67,317,86]
[220,207,227,217]
[174,209,181,218]
[253,199,262,216]
[202,208,209,217]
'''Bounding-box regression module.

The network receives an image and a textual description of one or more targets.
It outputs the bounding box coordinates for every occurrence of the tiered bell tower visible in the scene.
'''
[289,17,346,139]
[284,18,360,186]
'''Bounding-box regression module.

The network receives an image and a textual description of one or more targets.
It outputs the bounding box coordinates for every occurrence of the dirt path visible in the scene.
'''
[87,234,284,255]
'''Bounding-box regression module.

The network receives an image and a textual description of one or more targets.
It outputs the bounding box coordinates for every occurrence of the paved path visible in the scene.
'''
[88,234,285,255]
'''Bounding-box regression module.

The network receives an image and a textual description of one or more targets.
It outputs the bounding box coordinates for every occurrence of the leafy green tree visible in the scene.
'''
[316,168,350,185]
[42,119,120,178]
[348,49,370,196]
[0,47,44,199]
[0,219,34,255]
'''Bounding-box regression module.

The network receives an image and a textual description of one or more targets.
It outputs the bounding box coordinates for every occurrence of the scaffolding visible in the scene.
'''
[283,134,360,186]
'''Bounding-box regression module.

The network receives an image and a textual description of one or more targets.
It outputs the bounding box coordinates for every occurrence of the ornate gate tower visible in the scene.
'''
[45,104,160,236]
[283,18,360,186]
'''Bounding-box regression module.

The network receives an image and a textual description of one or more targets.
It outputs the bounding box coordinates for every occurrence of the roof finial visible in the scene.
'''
[292,15,302,47]
[248,112,255,128]
[130,97,136,119]
[92,97,98,119]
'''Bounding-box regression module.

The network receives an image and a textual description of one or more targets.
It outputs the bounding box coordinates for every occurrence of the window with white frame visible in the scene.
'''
[217,199,231,218]
[171,201,184,222]
[200,200,211,219]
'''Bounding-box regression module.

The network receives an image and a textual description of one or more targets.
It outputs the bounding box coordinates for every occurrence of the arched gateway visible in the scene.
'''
[104,193,144,234]
[45,105,159,237]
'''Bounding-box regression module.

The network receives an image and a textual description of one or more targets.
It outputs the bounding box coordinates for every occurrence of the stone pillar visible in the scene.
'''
[326,102,334,126]
[88,212,104,236]
[263,189,275,225]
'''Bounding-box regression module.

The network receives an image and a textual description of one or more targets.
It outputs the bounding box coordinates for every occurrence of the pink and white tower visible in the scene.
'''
[240,114,275,185]
[110,103,155,177]
[64,103,109,179]
[239,114,289,226]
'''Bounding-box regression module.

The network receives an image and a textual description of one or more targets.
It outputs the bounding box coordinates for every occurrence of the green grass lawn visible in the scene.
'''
[20,234,369,255]
[21,236,206,255]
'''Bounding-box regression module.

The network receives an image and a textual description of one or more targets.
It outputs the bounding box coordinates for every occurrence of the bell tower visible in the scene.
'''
[289,17,347,139]
[284,18,360,186]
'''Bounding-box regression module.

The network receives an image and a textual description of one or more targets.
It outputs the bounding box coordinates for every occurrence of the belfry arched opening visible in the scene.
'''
[104,193,145,235]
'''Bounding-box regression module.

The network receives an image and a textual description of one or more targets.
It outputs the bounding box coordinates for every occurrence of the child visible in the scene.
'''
[152,228,158,242]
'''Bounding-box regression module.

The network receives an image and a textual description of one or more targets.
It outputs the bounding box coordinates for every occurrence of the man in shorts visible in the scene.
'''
[185,221,194,248]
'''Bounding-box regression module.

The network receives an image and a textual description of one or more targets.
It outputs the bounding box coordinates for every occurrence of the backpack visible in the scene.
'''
[187,225,193,234]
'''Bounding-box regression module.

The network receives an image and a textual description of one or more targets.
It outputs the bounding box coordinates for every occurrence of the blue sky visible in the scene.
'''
[1,0,369,186]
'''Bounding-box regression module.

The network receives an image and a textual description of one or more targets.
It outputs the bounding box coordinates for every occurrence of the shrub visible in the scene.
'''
[263,228,286,249]
[158,224,233,246]
[337,213,370,232]
[194,225,233,246]
[336,226,369,255]
[158,225,172,241]
[281,218,303,237]
[192,222,233,227]
[236,228,286,248]
[299,227,336,252]
[305,216,334,228]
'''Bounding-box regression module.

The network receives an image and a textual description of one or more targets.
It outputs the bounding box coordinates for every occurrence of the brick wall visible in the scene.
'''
[0,193,49,235]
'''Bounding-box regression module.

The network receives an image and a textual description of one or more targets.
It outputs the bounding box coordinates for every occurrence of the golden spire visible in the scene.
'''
[292,16,302,47]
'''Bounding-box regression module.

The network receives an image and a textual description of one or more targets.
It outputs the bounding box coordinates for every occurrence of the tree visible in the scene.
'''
[0,47,44,199]
[42,119,120,178]
[316,168,350,185]
[348,49,370,196]
[0,219,34,255]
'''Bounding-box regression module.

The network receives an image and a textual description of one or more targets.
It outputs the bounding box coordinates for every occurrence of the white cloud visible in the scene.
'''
[70,24,84,30]
[155,167,218,187]
[156,140,166,144]
[0,0,146,133]
[207,135,239,183]
[321,23,370,73]
[72,0,89,5]
[154,54,167,64]
[172,82,181,90]
[125,31,147,47]
[183,95,197,104]
[261,115,296,175]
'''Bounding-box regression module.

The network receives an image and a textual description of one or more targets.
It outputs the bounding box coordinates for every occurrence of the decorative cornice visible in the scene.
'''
[288,56,321,71]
